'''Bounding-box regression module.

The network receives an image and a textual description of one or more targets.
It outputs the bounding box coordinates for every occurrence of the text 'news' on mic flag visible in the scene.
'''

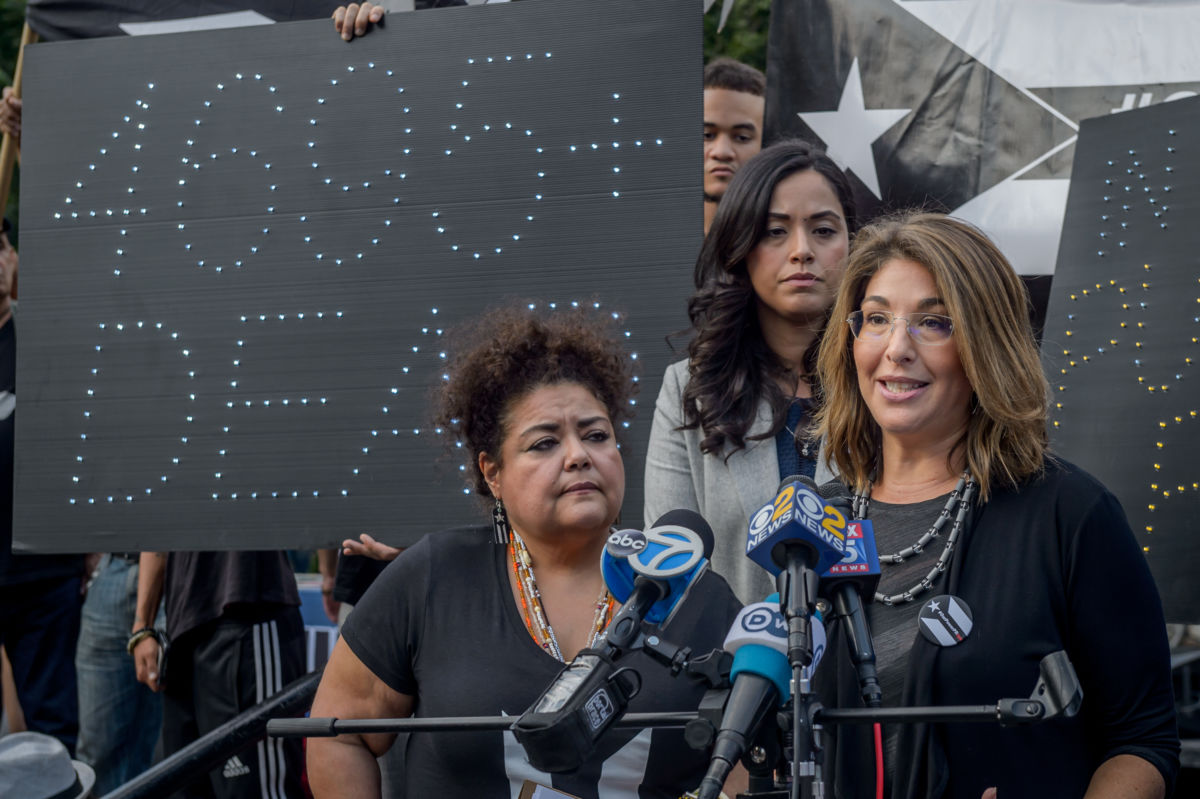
[746,476,847,576]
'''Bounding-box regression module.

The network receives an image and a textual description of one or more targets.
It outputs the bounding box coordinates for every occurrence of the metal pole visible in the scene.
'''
[99,670,322,799]
[267,710,698,738]
[0,21,38,221]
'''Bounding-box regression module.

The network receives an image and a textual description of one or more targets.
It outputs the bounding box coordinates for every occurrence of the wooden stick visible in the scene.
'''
[0,22,39,221]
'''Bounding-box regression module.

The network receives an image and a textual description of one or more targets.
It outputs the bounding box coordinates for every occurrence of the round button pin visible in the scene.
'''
[917,594,974,647]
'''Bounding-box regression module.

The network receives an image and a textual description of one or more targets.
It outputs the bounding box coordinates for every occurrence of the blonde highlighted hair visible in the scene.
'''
[815,212,1049,500]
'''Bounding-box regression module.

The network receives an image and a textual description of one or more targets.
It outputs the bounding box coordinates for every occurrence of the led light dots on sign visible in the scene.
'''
[50,59,668,273]
[71,302,636,510]
[19,2,697,550]
[44,56,663,503]
[1046,111,1198,569]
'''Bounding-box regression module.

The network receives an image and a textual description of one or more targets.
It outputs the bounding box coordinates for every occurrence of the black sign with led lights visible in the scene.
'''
[14,0,700,552]
[1045,95,1200,621]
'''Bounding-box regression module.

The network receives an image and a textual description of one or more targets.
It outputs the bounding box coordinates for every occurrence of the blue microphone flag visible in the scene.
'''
[821,520,881,582]
[746,476,848,576]
[601,509,714,624]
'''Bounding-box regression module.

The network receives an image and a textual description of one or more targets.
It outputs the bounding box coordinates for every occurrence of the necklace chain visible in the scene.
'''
[509,532,615,661]
[853,472,977,606]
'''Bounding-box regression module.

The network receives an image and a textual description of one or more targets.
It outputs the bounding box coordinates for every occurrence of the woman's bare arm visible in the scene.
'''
[307,637,415,798]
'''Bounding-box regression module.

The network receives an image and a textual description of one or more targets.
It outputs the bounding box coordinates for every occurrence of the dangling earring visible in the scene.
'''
[492,498,511,543]
[970,393,981,416]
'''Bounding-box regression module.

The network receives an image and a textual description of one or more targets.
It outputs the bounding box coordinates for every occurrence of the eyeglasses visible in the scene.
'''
[847,310,954,345]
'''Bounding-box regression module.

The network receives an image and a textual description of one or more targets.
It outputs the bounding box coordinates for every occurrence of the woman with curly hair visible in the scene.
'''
[308,304,742,798]
[645,139,858,602]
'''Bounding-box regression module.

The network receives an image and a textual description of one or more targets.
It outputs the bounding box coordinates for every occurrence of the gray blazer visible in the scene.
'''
[643,359,837,604]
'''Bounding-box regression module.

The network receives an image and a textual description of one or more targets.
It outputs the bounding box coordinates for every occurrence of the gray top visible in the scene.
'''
[866,492,955,782]
[644,359,837,604]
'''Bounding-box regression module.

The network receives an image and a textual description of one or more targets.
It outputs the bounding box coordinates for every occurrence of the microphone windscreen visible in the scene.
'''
[818,481,855,528]
[722,602,788,655]
[651,508,715,559]
[817,479,852,504]
[724,602,826,692]
[794,475,821,492]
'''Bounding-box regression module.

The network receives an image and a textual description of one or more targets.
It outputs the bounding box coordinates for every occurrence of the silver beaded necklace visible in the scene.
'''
[852,472,978,606]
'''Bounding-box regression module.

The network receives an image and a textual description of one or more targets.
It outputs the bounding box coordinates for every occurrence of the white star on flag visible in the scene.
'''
[798,58,911,199]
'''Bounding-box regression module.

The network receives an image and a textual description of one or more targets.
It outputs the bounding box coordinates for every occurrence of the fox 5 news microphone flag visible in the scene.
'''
[766,0,1200,333]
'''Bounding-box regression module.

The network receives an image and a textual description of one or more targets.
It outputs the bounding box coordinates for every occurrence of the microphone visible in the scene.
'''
[746,475,847,667]
[512,509,715,773]
[600,508,715,646]
[817,481,883,708]
[695,600,826,799]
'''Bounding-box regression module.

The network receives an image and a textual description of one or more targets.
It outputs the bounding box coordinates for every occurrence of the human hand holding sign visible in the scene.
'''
[333,3,385,41]
[342,532,403,562]
[0,87,21,145]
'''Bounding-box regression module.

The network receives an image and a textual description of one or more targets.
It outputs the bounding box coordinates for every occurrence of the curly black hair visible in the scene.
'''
[434,304,636,496]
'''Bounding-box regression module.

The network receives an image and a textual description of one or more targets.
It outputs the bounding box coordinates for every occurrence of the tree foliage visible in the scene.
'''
[1,0,27,230]
[0,0,26,86]
[703,0,771,72]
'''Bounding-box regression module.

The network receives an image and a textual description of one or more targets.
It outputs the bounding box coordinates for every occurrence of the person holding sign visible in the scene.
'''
[812,212,1178,798]
[308,305,743,798]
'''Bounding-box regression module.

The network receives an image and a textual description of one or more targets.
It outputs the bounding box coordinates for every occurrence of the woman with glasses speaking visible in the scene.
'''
[812,213,1178,798]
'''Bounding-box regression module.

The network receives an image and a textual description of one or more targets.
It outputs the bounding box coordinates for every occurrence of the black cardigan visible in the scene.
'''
[815,458,1179,798]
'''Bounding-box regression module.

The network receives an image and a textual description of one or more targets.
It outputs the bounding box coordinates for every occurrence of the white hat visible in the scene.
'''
[0,732,95,799]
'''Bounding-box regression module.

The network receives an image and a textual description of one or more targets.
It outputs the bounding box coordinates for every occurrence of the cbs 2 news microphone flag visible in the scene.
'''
[766,0,1200,332]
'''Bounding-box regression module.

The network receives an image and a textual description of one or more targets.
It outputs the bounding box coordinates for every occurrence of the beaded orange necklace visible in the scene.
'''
[509,531,616,662]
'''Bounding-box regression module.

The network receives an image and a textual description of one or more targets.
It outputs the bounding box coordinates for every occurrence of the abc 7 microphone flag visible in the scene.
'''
[605,526,705,578]
[601,510,712,625]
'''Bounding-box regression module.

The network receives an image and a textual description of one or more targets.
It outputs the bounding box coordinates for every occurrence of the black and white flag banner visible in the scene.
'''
[766,0,1200,278]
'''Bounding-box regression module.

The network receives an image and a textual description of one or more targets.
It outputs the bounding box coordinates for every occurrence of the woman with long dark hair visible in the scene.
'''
[644,140,858,602]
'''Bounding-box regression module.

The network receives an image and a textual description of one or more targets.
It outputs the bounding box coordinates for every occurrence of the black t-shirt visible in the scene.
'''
[341,526,743,798]
[0,318,84,586]
[165,551,300,640]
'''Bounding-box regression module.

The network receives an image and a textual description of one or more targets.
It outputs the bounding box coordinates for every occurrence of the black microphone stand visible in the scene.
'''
[267,626,734,742]
[267,650,1081,799]
[773,548,822,799]
[726,649,1082,799]
[268,710,703,738]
